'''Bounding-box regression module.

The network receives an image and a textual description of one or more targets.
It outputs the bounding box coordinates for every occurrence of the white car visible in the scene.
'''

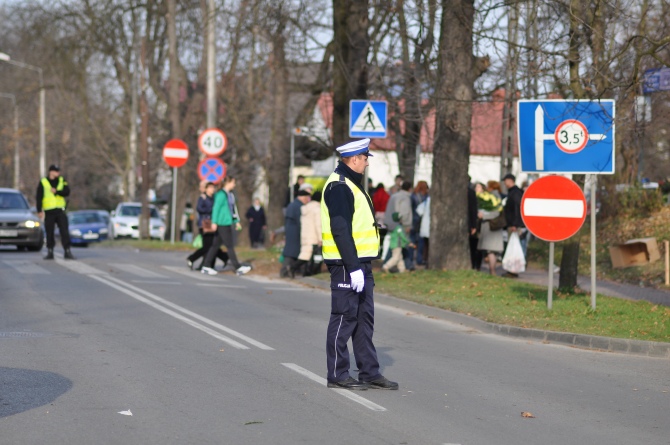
[110,202,166,240]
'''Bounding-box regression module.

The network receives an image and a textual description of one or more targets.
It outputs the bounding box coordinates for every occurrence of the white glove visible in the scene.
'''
[350,269,365,293]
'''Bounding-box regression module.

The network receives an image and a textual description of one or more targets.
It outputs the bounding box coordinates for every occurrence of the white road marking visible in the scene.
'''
[523,198,585,218]
[131,280,181,285]
[2,260,51,274]
[103,275,274,350]
[109,263,167,278]
[52,259,270,350]
[54,256,108,275]
[162,265,227,281]
[281,363,387,412]
[196,283,245,288]
[89,275,250,349]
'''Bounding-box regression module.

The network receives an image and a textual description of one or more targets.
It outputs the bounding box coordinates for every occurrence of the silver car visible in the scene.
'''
[0,188,44,251]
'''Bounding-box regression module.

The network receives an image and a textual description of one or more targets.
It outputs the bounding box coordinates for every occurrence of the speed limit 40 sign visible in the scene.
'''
[198,128,228,157]
[517,100,615,174]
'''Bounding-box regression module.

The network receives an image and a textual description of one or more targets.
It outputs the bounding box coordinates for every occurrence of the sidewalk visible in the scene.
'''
[516,266,670,307]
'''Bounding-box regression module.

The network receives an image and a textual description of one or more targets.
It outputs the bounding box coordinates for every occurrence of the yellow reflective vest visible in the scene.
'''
[41,177,66,210]
[321,172,379,260]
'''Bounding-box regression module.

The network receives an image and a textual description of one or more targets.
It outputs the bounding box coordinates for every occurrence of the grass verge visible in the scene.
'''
[527,206,670,290]
[370,269,669,343]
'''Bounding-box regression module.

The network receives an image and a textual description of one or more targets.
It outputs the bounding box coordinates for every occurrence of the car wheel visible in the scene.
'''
[26,236,44,252]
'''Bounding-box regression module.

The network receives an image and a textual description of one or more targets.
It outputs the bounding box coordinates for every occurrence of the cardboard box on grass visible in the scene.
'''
[609,238,661,269]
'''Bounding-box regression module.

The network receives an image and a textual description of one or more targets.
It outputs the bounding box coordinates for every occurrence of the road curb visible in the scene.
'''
[299,277,670,359]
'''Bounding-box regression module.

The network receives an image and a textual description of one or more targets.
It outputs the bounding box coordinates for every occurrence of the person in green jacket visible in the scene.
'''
[381,212,415,273]
[201,176,251,276]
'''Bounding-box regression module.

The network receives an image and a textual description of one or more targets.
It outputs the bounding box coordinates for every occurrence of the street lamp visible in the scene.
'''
[0,92,20,189]
[0,52,46,178]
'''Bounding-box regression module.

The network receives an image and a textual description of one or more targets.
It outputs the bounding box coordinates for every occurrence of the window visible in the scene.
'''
[0,192,29,210]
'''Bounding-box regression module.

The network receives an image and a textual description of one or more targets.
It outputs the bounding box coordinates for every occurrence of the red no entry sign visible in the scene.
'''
[521,175,587,242]
[163,139,189,168]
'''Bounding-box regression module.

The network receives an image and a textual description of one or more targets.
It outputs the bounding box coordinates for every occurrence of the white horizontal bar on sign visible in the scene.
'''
[163,148,188,158]
[523,198,585,218]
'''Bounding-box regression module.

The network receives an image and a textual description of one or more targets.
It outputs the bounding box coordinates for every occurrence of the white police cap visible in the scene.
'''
[336,138,373,158]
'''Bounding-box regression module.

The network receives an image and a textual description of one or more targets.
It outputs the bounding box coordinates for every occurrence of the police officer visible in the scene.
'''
[37,165,74,260]
[321,138,398,391]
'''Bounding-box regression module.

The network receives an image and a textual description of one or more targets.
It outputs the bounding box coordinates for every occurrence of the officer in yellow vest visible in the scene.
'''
[321,138,398,391]
[36,165,74,260]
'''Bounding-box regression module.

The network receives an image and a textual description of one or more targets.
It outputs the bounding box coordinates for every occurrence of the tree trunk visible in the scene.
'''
[558,0,588,289]
[429,0,476,270]
[265,16,290,234]
[332,0,370,148]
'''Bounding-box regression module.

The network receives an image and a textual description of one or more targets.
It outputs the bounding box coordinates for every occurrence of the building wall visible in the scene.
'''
[312,151,527,189]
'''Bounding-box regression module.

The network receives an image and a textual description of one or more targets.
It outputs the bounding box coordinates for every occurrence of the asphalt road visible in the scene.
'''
[1,246,668,445]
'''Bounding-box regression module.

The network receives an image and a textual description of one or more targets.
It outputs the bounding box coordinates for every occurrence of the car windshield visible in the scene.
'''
[69,213,105,225]
[0,192,29,210]
[119,206,159,218]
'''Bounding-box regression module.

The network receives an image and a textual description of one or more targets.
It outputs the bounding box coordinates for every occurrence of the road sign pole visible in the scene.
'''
[590,176,597,310]
[548,242,554,310]
[171,167,177,244]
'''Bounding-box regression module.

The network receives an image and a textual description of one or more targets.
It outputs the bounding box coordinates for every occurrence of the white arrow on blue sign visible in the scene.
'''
[349,100,388,138]
[517,100,615,174]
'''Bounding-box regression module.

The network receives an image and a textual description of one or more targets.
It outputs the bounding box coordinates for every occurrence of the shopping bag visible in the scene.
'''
[502,232,526,273]
[192,234,203,249]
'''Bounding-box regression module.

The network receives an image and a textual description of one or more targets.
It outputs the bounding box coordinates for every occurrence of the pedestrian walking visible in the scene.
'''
[186,181,229,270]
[280,183,312,278]
[245,197,267,248]
[294,190,322,277]
[201,177,251,276]
[416,195,431,267]
[381,212,415,273]
[503,173,526,276]
[322,138,398,391]
[410,181,429,265]
[476,182,504,275]
[37,165,74,260]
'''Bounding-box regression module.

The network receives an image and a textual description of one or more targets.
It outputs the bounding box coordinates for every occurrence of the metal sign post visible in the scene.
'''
[518,100,615,311]
[548,242,555,310]
[590,175,597,309]
[171,167,177,244]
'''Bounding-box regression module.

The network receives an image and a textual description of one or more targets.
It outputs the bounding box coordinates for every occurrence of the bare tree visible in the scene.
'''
[430,0,488,270]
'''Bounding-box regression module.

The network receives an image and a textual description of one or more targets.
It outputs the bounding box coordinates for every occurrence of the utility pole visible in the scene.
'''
[139,38,151,240]
[500,0,519,184]
[0,93,19,189]
[168,0,182,244]
[206,0,216,129]
[0,53,46,178]
[128,30,140,201]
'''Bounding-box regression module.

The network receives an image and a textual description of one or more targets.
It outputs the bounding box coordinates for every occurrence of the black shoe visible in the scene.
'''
[327,377,369,391]
[43,249,54,260]
[64,249,75,260]
[363,376,399,390]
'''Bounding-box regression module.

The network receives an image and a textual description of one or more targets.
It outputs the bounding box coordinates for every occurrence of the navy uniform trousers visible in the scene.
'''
[326,261,381,383]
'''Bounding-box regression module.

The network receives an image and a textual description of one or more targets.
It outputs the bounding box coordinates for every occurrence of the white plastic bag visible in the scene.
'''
[502,232,526,274]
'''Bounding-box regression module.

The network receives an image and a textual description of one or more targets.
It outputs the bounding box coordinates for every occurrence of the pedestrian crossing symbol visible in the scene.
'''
[349,100,388,138]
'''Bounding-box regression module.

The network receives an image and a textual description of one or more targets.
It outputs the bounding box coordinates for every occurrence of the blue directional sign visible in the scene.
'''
[517,100,615,174]
[642,67,670,94]
[349,100,388,138]
[198,157,226,183]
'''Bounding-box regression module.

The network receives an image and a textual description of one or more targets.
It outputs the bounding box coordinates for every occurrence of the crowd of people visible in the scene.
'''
[183,170,527,279]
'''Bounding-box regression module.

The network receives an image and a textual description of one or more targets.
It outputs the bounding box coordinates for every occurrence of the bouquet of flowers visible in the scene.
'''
[476,191,502,211]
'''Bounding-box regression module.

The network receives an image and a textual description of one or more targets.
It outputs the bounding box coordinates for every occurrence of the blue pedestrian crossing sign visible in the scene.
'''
[517,100,615,174]
[349,100,388,138]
